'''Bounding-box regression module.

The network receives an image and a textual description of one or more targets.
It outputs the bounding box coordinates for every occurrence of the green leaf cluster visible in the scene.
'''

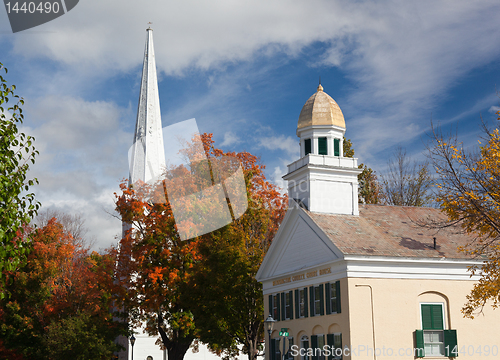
[0,62,41,296]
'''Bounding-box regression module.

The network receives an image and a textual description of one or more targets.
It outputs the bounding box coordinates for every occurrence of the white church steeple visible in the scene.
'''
[283,84,362,215]
[128,27,166,185]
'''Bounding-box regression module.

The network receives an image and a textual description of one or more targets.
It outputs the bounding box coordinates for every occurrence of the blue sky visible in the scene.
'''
[1,0,500,250]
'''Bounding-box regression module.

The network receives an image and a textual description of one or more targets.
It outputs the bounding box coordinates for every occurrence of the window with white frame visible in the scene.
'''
[414,302,458,358]
[272,294,279,320]
[299,289,306,317]
[421,303,445,356]
[309,285,324,316]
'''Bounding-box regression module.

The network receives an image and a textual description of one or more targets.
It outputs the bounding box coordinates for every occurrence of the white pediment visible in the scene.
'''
[256,204,342,281]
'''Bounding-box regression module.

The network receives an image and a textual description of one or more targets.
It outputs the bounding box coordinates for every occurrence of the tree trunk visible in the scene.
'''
[157,312,194,360]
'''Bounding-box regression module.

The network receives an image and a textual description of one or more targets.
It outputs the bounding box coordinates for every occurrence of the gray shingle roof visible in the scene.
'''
[306,204,475,259]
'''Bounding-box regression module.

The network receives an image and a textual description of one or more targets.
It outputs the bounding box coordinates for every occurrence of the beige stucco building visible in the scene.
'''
[256,85,500,360]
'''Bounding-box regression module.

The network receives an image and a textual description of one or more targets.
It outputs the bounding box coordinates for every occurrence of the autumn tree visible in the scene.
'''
[0,218,126,359]
[36,209,96,249]
[343,137,381,204]
[0,63,40,296]
[113,163,203,360]
[380,146,433,206]
[113,133,287,360]
[429,117,500,317]
[187,134,287,360]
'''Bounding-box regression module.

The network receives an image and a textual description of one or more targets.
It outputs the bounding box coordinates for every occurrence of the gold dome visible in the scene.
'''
[297,84,345,130]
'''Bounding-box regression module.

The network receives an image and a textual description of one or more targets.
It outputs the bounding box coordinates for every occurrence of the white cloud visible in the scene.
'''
[220,131,240,147]
[257,135,298,157]
[489,106,500,114]
[3,0,500,249]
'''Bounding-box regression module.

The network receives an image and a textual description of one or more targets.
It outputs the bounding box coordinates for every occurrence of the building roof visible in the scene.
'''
[297,84,346,130]
[306,204,475,260]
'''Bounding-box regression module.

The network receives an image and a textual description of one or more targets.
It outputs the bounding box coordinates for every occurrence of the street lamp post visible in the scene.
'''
[130,334,136,360]
[264,315,276,360]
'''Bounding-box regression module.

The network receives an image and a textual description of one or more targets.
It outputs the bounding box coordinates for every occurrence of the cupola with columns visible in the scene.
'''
[283,83,362,215]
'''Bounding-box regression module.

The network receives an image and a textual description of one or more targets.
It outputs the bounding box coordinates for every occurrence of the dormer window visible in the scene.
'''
[305,139,312,155]
[318,137,327,155]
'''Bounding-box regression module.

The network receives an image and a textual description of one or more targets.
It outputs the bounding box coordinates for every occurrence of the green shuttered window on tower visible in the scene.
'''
[318,137,327,155]
[305,139,312,155]
[334,138,340,156]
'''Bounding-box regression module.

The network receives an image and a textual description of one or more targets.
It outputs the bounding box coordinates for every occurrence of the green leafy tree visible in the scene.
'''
[187,135,287,360]
[0,63,40,296]
[343,137,381,204]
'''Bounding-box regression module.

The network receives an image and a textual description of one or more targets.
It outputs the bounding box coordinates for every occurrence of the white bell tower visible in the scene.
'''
[283,84,362,215]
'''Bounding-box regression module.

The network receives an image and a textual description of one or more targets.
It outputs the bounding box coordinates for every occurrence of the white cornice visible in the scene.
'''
[260,255,482,295]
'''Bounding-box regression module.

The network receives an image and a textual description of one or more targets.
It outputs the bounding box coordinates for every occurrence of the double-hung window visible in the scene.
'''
[327,333,342,360]
[268,294,280,321]
[295,288,308,318]
[415,303,458,358]
[325,281,341,314]
[309,285,324,316]
[421,304,445,356]
[311,334,325,360]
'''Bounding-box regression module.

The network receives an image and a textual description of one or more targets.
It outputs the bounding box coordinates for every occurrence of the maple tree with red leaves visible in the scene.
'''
[113,133,287,360]
[0,218,127,360]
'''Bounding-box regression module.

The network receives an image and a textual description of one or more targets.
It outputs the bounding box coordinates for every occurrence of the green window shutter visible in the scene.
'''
[305,139,312,155]
[271,339,276,360]
[295,289,300,318]
[414,330,425,358]
[421,304,443,330]
[289,291,293,319]
[276,293,281,321]
[325,283,331,315]
[338,334,343,360]
[319,284,324,315]
[281,292,286,320]
[304,288,308,318]
[444,330,458,357]
[326,334,334,360]
[421,304,432,329]
[309,286,314,316]
[335,281,341,314]
[334,138,340,156]
[318,137,327,155]
[268,295,273,318]
[311,335,318,360]
[432,305,444,330]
